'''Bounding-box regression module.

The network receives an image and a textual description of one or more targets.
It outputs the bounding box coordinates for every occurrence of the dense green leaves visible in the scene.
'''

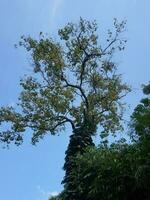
[74,138,150,200]
[130,83,150,141]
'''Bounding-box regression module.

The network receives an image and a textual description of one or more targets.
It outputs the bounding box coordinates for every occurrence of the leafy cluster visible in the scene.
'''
[130,83,150,141]
[74,139,150,200]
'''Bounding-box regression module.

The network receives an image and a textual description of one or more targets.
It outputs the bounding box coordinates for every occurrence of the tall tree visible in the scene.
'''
[0,18,130,199]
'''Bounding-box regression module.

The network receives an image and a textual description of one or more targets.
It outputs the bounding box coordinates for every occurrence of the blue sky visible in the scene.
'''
[0,0,150,199]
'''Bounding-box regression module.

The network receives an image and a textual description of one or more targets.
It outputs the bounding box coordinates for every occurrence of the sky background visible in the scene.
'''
[0,0,150,199]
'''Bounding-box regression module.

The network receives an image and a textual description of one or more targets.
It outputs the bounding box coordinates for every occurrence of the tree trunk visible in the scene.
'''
[62,121,95,200]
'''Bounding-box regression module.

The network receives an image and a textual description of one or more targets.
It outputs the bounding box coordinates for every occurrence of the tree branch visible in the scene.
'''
[57,115,75,130]
[52,120,67,131]
[61,73,89,110]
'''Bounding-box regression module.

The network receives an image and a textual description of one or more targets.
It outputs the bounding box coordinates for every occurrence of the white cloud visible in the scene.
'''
[51,0,64,22]
[49,191,59,197]
[36,185,59,200]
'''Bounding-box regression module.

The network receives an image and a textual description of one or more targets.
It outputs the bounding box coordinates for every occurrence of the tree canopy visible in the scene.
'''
[0,18,129,147]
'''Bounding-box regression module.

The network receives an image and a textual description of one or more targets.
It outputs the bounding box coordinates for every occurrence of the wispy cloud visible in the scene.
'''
[36,185,59,200]
[51,0,64,23]
[49,191,59,197]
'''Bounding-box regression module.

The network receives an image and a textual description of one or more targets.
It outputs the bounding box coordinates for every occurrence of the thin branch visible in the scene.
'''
[102,37,117,54]
[57,115,75,130]
[52,120,67,130]
[61,73,89,110]
[80,57,88,87]
[39,67,51,86]
[83,32,119,59]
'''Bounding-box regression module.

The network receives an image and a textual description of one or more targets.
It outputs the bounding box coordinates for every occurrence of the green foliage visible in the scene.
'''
[0,18,129,147]
[69,84,150,200]
[73,137,150,200]
[130,82,150,141]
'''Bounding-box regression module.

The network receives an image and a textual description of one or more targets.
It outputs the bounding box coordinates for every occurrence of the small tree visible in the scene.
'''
[0,18,130,199]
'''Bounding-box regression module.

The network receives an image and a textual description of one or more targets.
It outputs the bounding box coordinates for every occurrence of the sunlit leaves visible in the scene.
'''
[0,18,129,146]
